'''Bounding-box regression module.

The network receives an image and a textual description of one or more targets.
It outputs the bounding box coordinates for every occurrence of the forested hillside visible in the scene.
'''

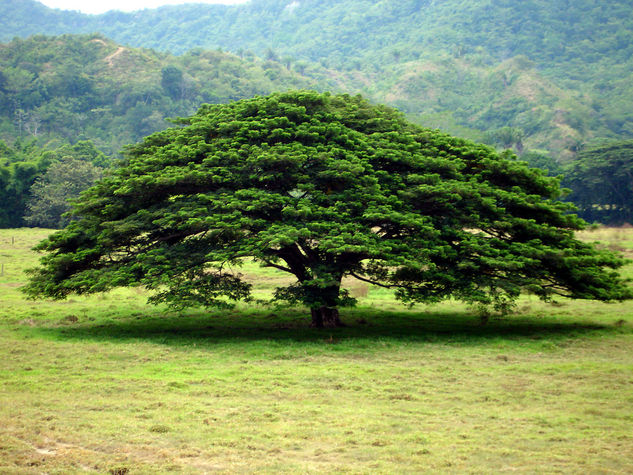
[2,0,632,160]
[3,0,632,73]
[0,34,316,154]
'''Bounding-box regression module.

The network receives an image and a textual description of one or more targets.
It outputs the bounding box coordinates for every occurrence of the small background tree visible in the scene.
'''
[25,158,103,228]
[563,140,633,225]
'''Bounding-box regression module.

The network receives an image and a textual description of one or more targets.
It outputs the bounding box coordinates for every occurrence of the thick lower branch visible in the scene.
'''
[261,260,293,274]
[276,245,309,282]
[349,271,398,289]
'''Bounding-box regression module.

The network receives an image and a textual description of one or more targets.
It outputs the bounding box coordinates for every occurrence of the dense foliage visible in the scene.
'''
[0,139,50,227]
[563,140,633,225]
[4,0,633,72]
[2,1,633,160]
[0,34,316,156]
[0,138,108,227]
[24,92,631,327]
[25,158,103,228]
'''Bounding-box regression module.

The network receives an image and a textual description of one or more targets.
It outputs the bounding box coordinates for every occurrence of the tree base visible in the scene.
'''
[311,306,344,328]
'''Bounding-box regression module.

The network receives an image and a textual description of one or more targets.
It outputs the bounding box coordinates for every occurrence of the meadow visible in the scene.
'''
[1,227,632,474]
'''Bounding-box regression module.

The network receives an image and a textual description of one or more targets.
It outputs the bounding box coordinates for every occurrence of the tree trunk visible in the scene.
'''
[310,306,343,328]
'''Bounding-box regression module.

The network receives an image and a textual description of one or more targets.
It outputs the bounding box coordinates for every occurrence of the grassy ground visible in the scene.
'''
[1,227,632,474]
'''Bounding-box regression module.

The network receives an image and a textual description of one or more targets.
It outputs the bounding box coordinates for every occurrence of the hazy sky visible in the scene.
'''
[39,0,250,15]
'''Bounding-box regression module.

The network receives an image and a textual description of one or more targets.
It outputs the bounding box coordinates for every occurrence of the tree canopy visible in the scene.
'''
[563,140,633,225]
[24,91,631,327]
[25,158,103,229]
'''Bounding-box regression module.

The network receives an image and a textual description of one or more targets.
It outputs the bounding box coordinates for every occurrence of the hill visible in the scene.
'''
[4,0,633,75]
[0,34,317,155]
[1,0,632,160]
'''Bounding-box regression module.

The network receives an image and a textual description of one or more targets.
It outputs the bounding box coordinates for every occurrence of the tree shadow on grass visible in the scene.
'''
[28,306,625,349]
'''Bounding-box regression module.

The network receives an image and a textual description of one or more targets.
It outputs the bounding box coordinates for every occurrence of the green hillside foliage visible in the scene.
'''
[366,56,602,162]
[4,0,632,75]
[0,34,316,155]
[2,0,632,160]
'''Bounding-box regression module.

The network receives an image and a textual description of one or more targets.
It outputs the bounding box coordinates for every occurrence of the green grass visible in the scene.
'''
[1,228,633,473]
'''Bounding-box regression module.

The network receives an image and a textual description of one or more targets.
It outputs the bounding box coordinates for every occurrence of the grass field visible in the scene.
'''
[1,227,632,474]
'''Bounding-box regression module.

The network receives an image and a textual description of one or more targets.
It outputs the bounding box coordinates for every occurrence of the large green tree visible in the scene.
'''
[24,92,631,327]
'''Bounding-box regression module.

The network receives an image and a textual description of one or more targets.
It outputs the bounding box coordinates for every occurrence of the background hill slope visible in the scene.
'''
[1,0,633,160]
[0,34,317,154]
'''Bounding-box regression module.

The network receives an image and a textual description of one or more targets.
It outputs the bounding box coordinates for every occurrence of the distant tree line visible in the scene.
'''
[0,139,106,228]
[563,140,633,225]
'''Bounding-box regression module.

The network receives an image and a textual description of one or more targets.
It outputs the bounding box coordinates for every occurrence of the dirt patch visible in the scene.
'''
[34,447,56,455]
[104,47,126,67]
[514,75,545,102]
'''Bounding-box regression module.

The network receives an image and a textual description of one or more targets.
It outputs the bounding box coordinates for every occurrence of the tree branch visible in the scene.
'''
[261,260,293,274]
[276,245,309,281]
[349,271,397,289]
